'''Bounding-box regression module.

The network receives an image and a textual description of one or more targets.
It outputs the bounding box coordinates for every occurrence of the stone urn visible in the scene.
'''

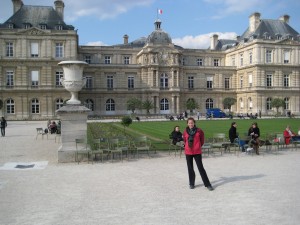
[58,61,88,105]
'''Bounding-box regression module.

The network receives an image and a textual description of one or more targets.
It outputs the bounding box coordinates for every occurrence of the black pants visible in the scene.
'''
[186,154,211,187]
[1,127,5,136]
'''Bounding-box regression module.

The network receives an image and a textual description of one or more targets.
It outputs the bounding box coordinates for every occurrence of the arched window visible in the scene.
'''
[248,97,252,109]
[160,73,168,89]
[284,97,289,110]
[55,98,64,110]
[31,98,39,114]
[106,99,115,111]
[205,98,213,109]
[240,98,244,109]
[266,97,272,110]
[85,99,94,111]
[6,98,15,114]
[160,98,169,110]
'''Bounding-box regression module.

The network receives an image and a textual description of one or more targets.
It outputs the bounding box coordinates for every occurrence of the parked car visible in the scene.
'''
[206,108,227,118]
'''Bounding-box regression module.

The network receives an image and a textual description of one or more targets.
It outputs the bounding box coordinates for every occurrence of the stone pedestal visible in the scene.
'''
[57,105,90,163]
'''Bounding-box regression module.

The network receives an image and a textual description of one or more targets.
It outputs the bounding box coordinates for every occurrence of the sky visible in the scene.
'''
[1,0,300,49]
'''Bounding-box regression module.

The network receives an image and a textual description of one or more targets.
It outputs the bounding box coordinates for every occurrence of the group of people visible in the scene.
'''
[283,125,300,145]
[47,120,61,134]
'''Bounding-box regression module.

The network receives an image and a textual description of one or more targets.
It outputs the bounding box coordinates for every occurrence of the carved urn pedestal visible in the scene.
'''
[56,61,90,163]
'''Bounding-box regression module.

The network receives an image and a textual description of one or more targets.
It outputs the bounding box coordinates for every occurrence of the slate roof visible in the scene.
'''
[214,39,238,50]
[0,5,74,30]
[240,19,299,40]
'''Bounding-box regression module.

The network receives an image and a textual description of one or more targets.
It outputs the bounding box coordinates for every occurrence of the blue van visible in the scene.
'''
[206,108,227,118]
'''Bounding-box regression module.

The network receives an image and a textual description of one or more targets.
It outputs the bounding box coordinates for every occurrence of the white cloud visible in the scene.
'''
[203,0,267,19]
[63,0,155,21]
[172,32,237,49]
[85,41,107,46]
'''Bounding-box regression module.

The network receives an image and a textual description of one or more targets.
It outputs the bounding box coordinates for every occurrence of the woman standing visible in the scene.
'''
[183,117,214,191]
[248,122,260,155]
[0,117,7,137]
[229,121,238,143]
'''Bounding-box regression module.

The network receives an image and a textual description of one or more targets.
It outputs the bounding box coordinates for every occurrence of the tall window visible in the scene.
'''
[55,71,63,87]
[214,59,219,66]
[240,54,243,66]
[85,76,93,89]
[31,98,40,114]
[55,99,64,110]
[84,99,94,111]
[197,58,203,66]
[55,43,64,58]
[284,97,289,110]
[266,74,272,87]
[104,56,111,64]
[266,97,272,110]
[106,99,115,111]
[6,42,13,57]
[266,50,272,63]
[248,73,253,87]
[6,71,14,87]
[182,58,185,65]
[128,76,134,89]
[160,98,169,110]
[284,51,290,64]
[249,52,253,64]
[188,76,194,89]
[107,75,113,89]
[124,56,130,64]
[85,56,91,64]
[205,98,213,109]
[207,77,213,89]
[31,71,39,87]
[6,99,15,114]
[240,76,243,88]
[284,74,289,87]
[31,42,39,57]
[225,78,230,89]
[160,73,168,89]
[231,57,235,66]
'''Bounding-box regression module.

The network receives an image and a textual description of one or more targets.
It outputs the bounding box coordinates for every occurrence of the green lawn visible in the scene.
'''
[88,118,300,151]
[120,118,300,141]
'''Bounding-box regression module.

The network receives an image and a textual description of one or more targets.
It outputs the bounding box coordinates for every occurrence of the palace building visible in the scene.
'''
[1,0,300,120]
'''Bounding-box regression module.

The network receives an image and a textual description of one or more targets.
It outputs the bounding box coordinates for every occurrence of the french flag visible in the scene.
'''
[158,9,163,14]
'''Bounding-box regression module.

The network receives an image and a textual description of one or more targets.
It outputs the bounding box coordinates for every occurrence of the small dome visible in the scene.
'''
[146,20,172,45]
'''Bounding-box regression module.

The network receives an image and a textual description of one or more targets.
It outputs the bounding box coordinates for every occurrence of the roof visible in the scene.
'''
[215,39,238,50]
[240,19,299,40]
[0,5,74,30]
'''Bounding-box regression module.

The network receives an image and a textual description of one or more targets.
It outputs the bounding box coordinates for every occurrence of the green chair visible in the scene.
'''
[75,138,90,164]
[108,138,123,162]
[90,139,108,163]
[133,136,151,159]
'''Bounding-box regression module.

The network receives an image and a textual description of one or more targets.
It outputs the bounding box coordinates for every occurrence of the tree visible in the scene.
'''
[121,116,132,132]
[142,99,155,114]
[186,98,199,114]
[271,98,285,115]
[223,97,236,112]
[126,98,142,113]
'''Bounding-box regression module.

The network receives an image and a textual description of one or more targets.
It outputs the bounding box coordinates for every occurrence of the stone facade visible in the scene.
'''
[0,1,299,120]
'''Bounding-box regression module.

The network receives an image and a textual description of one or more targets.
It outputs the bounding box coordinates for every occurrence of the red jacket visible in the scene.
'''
[183,127,205,155]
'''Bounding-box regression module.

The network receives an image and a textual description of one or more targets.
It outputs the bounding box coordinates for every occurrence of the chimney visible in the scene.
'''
[210,34,218,50]
[12,0,23,14]
[123,34,129,44]
[249,12,261,33]
[279,14,290,23]
[54,0,65,20]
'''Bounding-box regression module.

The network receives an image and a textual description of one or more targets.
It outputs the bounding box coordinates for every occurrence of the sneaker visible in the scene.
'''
[207,185,214,191]
[189,185,195,189]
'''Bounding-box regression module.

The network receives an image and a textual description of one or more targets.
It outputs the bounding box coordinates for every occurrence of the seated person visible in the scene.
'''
[170,126,183,145]
[49,121,57,134]
[283,125,295,145]
[229,122,238,143]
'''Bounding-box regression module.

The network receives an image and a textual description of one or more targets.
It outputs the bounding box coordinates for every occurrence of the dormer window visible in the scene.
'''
[263,32,270,39]
[40,24,47,30]
[23,23,31,29]
[55,25,63,30]
[7,23,14,29]
[275,33,282,40]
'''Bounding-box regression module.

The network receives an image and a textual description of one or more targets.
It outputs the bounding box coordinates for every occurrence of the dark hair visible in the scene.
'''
[186,117,196,124]
[173,125,180,131]
[231,121,236,126]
